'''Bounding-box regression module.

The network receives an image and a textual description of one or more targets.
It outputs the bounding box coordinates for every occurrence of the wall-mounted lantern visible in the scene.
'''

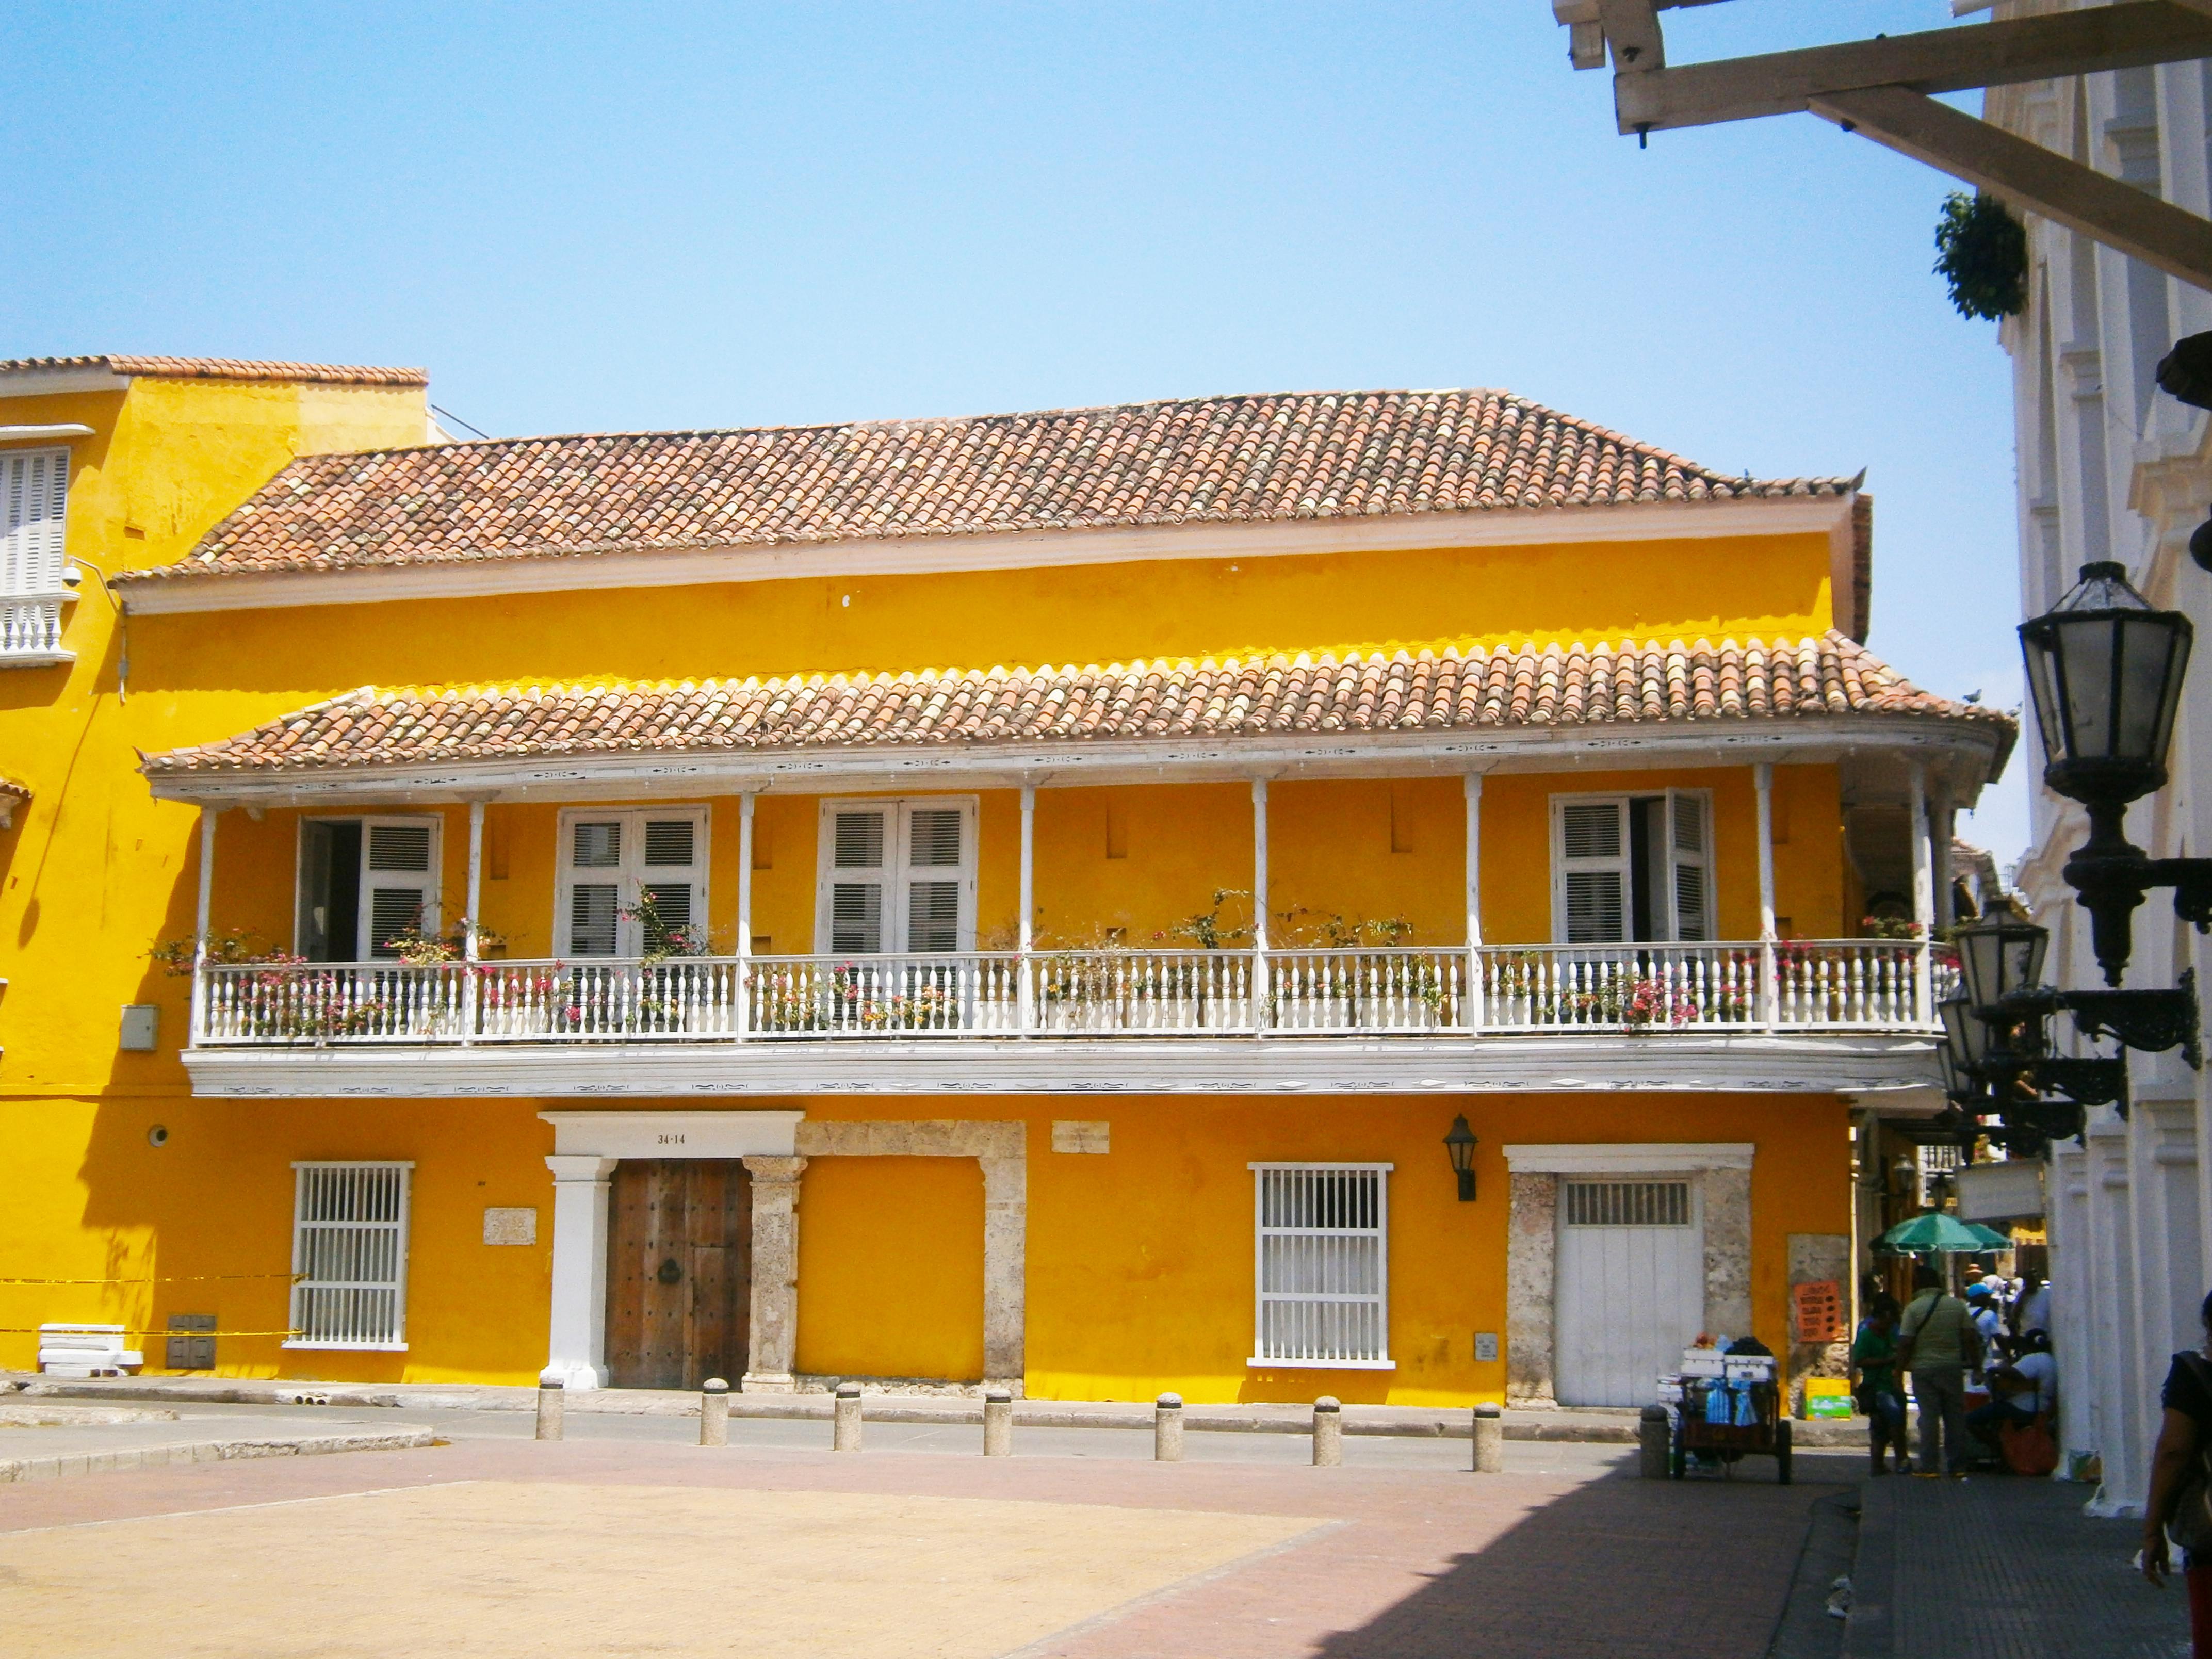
[1444,1115,1477,1202]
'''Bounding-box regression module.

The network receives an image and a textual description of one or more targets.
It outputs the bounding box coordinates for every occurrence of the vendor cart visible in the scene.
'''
[1670,1373,1792,1484]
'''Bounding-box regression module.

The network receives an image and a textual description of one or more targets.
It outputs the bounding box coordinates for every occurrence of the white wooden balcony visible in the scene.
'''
[192,940,1946,1045]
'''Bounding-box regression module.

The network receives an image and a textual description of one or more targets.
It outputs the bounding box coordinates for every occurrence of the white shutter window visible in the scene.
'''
[556,808,711,956]
[1554,798,1631,944]
[0,447,70,661]
[816,799,977,954]
[1249,1163,1393,1368]
[287,1161,412,1349]
[1665,791,1714,942]
[361,818,441,957]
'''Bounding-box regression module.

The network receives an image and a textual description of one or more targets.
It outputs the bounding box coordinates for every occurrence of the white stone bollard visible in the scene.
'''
[535,1373,564,1441]
[983,1389,1013,1457]
[1312,1396,1342,1467]
[701,1377,729,1447]
[833,1381,863,1452]
[1472,1402,1503,1473]
[1154,1393,1185,1462]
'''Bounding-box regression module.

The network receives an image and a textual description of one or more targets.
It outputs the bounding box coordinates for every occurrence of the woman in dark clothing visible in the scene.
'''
[2143,1289,2212,1656]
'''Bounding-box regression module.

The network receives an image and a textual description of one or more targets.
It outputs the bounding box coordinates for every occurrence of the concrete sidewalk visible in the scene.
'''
[0,1408,436,1483]
[3,1371,1869,1446]
[1832,1472,2187,1658]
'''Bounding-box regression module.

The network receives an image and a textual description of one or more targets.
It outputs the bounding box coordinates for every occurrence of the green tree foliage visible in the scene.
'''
[1933,191,2028,320]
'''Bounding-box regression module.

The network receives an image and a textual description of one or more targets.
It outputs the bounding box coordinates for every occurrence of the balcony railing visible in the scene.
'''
[190,940,1947,1047]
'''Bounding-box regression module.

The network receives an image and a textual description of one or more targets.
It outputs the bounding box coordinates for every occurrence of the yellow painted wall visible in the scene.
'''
[795,1157,985,1381]
[1,1088,1845,1401]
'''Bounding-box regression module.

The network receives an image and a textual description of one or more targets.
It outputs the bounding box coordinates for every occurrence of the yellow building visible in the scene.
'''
[0,359,2011,1408]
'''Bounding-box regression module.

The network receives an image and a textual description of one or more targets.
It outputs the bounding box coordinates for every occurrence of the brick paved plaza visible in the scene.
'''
[0,1418,1850,1658]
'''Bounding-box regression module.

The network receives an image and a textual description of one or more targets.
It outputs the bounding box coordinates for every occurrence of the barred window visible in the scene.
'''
[287,1162,412,1349]
[1563,1180,1692,1227]
[1249,1163,1392,1368]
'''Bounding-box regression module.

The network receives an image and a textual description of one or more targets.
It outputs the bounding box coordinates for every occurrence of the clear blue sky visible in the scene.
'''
[3,1,2028,858]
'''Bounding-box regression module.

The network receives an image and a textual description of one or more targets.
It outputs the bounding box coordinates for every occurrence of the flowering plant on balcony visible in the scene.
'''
[384,917,509,966]
[620,892,709,963]
[1618,978,1700,1033]
[151,927,275,975]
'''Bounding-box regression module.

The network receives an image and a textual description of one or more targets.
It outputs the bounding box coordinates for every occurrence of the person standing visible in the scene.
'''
[2016,1272,2051,1340]
[1852,1297,1910,1474]
[2143,1291,2212,1656]
[1898,1264,1977,1478]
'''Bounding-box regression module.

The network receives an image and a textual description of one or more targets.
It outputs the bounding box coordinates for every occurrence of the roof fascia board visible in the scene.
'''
[116,494,1856,616]
[142,712,2005,808]
[0,368,131,397]
[0,425,96,445]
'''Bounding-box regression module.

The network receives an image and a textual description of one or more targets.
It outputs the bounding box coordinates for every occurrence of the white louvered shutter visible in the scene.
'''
[638,816,705,949]
[1666,791,1713,942]
[1,448,69,658]
[829,808,888,953]
[361,819,440,957]
[1555,800,1631,944]
[564,820,623,956]
[904,807,964,953]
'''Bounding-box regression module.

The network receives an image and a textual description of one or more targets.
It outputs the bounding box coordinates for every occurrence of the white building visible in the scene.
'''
[1987,2,2212,1515]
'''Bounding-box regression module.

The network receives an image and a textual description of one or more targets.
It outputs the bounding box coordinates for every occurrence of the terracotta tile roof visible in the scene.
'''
[0,355,428,387]
[142,632,2009,778]
[0,775,29,802]
[125,389,1854,583]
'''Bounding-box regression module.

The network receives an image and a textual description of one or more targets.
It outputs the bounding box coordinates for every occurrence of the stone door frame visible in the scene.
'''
[1502,1142,1753,1407]
[540,1111,1026,1394]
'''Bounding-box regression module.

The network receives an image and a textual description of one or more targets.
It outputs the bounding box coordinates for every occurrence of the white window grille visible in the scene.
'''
[0,446,71,664]
[1563,1180,1693,1227]
[1249,1163,1393,1369]
[287,1162,413,1349]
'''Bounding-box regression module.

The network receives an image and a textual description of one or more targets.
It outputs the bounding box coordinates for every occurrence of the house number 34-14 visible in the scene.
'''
[658,1133,686,1146]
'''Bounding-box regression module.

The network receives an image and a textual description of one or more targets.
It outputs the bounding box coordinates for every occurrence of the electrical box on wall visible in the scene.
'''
[119,1005,158,1051]
[165,1313,215,1370]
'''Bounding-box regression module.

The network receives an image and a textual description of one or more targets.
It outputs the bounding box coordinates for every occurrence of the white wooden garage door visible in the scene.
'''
[1554,1179,1705,1407]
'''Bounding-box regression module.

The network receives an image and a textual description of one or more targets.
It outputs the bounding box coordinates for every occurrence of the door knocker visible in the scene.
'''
[657,1257,683,1285]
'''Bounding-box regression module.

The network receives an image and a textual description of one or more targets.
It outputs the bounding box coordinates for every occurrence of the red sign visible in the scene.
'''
[1793,1279,1844,1344]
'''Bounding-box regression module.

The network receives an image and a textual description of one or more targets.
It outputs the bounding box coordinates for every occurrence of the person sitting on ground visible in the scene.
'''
[1852,1298,1910,1475]
[1967,1329,2055,1464]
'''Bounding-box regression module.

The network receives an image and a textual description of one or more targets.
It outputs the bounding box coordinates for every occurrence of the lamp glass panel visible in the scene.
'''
[2116,613,2190,768]
[2023,628,2068,767]
[2057,614,2119,762]
[1960,1006,1993,1066]
[1938,991,1973,1062]
[1937,1041,1964,1100]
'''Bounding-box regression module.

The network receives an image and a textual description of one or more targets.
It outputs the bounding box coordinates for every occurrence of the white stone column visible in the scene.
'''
[1909,765,1934,1024]
[464,802,485,958]
[1251,777,1270,1031]
[2048,1144,2096,1467]
[1018,784,1036,1034]
[1754,763,1778,1026]
[1931,777,1956,929]
[2085,1115,2148,1515]
[741,1155,808,1392]
[188,807,218,1043]
[982,1152,1027,1388]
[2134,1099,2203,1439]
[543,1154,619,1390]
[736,793,755,1039]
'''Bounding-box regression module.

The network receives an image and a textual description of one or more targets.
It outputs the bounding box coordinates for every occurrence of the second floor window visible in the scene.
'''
[298,817,441,960]
[557,808,710,956]
[2,446,69,660]
[815,798,975,954]
[1552,791,1713,944]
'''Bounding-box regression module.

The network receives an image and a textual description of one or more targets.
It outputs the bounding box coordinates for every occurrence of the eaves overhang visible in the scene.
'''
[141,710,2010,810]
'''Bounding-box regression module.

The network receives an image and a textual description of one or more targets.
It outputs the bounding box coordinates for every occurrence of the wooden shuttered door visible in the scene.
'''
[1551,792,1714,944]
[558,809,709,956]
[1555,799,1631,944]
[1665,791,1713,942]
[817,800,975,953]
[362,819,440,957]
[604,1160,752,1390]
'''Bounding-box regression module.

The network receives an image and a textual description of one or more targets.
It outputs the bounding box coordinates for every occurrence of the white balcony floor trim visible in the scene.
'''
[181,1030,1945,1099]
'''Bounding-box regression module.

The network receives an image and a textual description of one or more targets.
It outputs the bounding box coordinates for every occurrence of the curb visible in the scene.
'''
[0,1427,437,1483]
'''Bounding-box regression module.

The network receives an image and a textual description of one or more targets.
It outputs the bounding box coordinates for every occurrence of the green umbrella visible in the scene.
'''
[1878,1212,1995,1253]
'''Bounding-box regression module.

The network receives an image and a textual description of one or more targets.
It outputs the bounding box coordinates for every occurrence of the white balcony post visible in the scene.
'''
[736,793,755,1041]
[462,801,484,1045]
[1464,772,1484,1032]
[1251,777,1270,1032]
[1018,784,1036,1034]
[1910,763,1934,1024]
[1754,764,1777,1028]
[188,806,218,1044]
[1932,776,1956,930]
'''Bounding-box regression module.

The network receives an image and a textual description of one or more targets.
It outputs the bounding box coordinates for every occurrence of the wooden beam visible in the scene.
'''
[1615,1,2212,135]
[1811,84,2212,292]
[1597,0,1667,71]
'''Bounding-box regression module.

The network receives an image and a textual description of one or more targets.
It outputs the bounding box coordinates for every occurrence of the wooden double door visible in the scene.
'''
[605,1159,752,1390]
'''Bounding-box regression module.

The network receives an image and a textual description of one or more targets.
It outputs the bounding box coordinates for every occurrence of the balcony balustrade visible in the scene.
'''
[190,940,1947,1048]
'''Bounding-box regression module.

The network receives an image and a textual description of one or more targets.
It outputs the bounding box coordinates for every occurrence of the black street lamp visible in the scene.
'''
[2019,562,2212,985]
[1443,1115,1478,1202]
